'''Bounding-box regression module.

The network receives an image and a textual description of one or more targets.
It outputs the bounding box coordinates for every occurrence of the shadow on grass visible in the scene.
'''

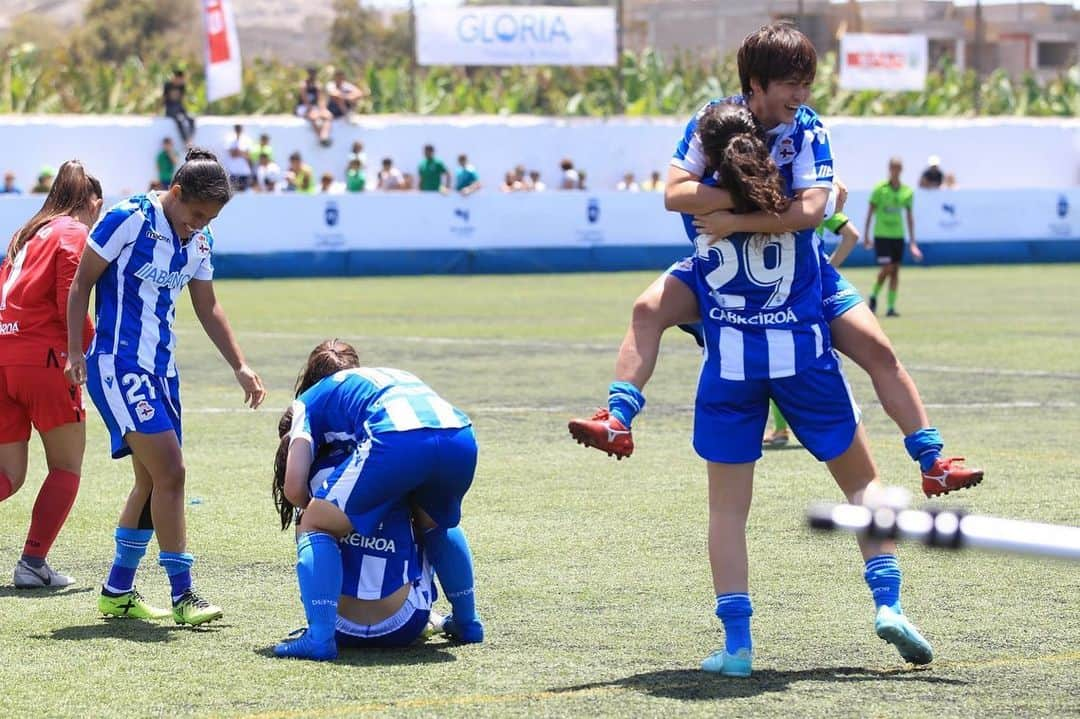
[253,641,457,666]
[0,586,94,599]
[32,618,227,644]
[552,665,967,701]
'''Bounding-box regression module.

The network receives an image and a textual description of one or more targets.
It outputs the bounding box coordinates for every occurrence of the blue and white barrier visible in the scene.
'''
[1,188,1077,277]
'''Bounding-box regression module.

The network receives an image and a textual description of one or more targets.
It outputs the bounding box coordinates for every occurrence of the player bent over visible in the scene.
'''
[273,432,441,652]
[273,341,482,660]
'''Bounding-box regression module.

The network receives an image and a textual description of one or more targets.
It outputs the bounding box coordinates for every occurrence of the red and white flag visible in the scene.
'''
[202,0,242,102]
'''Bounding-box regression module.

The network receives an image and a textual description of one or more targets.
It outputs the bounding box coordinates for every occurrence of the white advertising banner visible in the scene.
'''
[839,33,928,91]
[416,6,617,66]
[202,0,243,102]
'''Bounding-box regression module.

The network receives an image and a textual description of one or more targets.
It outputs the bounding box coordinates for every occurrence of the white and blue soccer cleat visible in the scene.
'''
[874,606,933,665]
[701,648,753,677]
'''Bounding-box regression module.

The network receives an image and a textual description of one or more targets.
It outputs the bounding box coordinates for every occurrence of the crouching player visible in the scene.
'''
[273,342,483,660]
[273,431,439,650]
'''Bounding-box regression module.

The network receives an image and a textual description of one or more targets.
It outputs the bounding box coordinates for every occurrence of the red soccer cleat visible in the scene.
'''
[921,457,984,498]
[568,408,634,460]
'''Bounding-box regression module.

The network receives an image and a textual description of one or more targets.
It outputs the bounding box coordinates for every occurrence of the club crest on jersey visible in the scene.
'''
[135,400,155,421]
[777,137,796,163]
[194,233,211,256]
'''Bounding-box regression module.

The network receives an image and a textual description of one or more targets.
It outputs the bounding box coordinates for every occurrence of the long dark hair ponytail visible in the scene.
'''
[6,160,102,264]
[697,103,790,217]
[272,408,296,531]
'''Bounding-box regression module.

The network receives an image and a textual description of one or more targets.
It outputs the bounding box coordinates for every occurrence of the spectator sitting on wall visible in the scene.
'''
[326,69,367,119]
[225,124,255,192]
[455,154,481,196]
[642,170,665,192]
[255,153,283,193]
[418,144,450,193]
[250,133,274,165]
[919,155,944,189]
[286,151,316,194]
[155,137,178,191]
[296,67,334,147]
[163,67,195,144]
[616,172,640,192]
[559,158,579,190]
[377,157,405,191]
[345,157,365,192]
[30,166,55,194]
[529,170,546,192]
[0,171,21,195]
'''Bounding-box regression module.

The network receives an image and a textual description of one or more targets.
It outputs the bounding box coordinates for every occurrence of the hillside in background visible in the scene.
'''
[0,0,338,62]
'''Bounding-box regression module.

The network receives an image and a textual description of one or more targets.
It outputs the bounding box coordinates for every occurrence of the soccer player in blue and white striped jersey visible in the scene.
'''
[570,22,983,498]
[65,148,266,625]
[273,431,439,651]
[273,341,481,660]
[678,101,934,677]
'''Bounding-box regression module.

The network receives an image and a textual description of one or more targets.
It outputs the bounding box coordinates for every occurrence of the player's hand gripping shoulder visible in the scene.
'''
[235,364,267,409]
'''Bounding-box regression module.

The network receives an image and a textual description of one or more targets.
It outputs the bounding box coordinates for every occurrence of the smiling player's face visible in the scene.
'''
[166,188,223,240]
[751,76,812,129]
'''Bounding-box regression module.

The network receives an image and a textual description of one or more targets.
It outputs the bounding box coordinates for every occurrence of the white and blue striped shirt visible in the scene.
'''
[87,193,214,377]
[290,367,471,453]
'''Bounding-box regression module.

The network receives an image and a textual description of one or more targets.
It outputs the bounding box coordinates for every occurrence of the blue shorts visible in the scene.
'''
[317,425,477,535]
[694,350,861,463]
[820,262,863,323]
[85,354,182,459]
[666,256,862,341]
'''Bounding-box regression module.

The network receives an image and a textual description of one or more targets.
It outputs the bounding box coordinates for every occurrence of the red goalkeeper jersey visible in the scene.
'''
[0,216,94,368]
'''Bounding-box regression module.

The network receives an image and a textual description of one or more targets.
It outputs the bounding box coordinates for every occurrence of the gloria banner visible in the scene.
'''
[416,6,616,66]
[839,33,928,91]
[202,0,242,102]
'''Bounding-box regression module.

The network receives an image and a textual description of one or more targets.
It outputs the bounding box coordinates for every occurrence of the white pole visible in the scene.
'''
[807,504,1080,561]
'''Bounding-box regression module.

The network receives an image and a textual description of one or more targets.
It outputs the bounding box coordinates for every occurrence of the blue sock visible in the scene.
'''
[865,554,902,613]
[425,526,477,624]
[159,551,195,603]
[715,593,753,654]
[904,427,943,473]
[104,527,153,595]
[607,381,646,428]
[296,532,342,643]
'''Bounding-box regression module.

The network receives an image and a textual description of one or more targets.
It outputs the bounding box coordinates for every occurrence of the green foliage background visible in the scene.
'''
[0,0,1076,117]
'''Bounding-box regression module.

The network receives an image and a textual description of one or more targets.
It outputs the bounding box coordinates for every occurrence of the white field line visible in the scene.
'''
[183,399,1078,415]
[215,331,1080,380]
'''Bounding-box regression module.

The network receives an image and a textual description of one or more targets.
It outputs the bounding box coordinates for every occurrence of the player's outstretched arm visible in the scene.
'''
[664,166,736,215]
[188,278,266,409]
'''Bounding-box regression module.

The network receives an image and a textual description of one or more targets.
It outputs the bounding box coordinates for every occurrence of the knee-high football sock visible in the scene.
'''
[159,551,195,602]
[865,554,902,613]
[715,593,753,654]
[425,526,477,623]
[904,427,944,473]
[607,381,646,428]
[296,532,342,643]
[104,527,153,594]
[21,469,80,567]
